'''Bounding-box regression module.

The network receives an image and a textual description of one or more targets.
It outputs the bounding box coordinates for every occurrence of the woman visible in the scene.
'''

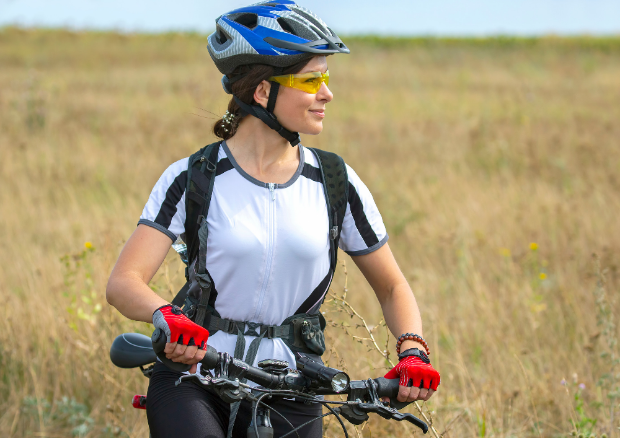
[106,2,440,437]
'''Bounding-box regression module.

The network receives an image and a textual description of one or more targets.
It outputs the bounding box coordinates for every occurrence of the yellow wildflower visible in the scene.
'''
[539,273,547,280]
[500,248,511,257]
[529,242,538,251]
[84,241,94,250]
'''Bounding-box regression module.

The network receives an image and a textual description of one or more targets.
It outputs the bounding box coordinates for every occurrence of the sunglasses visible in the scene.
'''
[268,70,330,94]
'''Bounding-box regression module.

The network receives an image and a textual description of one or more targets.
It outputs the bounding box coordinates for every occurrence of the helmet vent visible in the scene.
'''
[291,8,325,33]
[277,18,297,35]
[232,13,258,30]
[216,29,229,45]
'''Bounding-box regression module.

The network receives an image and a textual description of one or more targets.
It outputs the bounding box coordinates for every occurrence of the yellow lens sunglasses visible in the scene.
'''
[268,70,329,94]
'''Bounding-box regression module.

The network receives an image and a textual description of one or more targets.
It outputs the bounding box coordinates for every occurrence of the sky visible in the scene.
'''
[0,0,618,36]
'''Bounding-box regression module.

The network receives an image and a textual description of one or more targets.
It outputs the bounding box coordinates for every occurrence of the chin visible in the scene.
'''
[299,122,324,136]
[283,119,324,136]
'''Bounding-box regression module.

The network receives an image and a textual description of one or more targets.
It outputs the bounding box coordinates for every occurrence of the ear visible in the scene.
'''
[254,80,271,109]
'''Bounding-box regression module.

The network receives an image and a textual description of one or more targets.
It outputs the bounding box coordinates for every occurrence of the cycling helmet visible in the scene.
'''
[207,0,350,145]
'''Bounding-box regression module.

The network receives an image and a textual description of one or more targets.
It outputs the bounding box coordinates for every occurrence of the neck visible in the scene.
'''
[226,115,299,176]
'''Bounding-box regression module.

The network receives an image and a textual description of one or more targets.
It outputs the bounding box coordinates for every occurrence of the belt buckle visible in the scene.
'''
[244,322,261,337]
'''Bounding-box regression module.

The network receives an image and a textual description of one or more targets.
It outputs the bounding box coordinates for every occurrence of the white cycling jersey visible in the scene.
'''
[139,141,388,371]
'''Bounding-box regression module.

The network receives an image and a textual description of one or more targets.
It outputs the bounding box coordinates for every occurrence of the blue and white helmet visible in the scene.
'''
[208,0,350,75]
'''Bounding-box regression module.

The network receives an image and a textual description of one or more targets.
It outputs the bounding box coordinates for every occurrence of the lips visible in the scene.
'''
[309,109,325,118]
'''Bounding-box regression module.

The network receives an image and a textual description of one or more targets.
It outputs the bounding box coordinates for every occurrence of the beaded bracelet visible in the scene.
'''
[396,333,430,356]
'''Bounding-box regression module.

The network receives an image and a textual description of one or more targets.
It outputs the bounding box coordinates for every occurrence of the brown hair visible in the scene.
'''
[213,57,313,140]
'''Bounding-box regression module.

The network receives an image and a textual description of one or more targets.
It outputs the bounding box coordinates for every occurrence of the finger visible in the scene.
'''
[164,342,177,354]
[418,388,429,400]
[422,389,435,401]
[194,348,206,362]
[183,346,198,361]
[406,387,421,402]
[190,363,198,374]
[398,385,416,402]
[169,343,187,361]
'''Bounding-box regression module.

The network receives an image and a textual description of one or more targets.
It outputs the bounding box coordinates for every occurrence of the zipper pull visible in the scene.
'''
[268,183,276,201]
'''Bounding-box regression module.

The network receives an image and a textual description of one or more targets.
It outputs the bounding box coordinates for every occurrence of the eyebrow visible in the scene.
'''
[302,68,328,74]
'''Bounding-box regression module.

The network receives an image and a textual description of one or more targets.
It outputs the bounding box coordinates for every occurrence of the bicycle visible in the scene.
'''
[110,330,429,437]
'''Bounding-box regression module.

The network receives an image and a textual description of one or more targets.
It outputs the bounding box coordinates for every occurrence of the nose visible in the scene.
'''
[317,82,333,103]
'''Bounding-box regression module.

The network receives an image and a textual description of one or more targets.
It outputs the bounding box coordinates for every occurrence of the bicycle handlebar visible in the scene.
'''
[151,328,428,435]
[152,328,400,397]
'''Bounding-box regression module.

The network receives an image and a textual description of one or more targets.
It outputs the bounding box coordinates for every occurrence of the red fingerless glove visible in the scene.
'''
[152,304,209,349]
[384,356,441,391]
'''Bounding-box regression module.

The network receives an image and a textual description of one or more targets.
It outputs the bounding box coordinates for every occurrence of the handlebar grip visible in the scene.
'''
[374,377,410,410]
[151,328,218,373]
[375,377,400,399]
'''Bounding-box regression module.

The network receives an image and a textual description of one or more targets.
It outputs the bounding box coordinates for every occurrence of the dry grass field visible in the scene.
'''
[1,28,620,437]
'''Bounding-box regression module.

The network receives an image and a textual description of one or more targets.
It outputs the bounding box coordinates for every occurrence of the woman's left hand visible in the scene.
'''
[384,356,440,402]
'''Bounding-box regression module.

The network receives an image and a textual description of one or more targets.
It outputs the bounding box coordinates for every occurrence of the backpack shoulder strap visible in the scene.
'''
[171,141,220,311]
[309,148,348,272]
[184,142,221,265]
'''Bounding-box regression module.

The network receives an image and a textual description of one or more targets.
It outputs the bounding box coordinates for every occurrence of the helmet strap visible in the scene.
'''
[267,81,279,113]
[233,91,301,147]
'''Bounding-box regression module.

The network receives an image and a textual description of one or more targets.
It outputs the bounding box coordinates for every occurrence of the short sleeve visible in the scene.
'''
[137,157,189,242]
[339,164,388,256]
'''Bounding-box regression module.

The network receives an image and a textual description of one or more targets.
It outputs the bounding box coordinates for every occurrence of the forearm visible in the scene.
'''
[106,225,173,323]
[380,282,427,354]
[106,272,168,323]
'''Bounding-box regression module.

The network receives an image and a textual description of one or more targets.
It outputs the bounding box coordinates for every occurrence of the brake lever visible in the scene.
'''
[176,373,212,387]
[356,379,429,434]
[175,371,248,403]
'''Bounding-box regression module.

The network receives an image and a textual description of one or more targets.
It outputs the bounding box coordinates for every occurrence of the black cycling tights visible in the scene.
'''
[147,362,323,438]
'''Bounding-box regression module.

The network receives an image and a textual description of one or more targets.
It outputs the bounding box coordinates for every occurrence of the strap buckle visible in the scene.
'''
[206,160,217,173]
[244,322,261,337]
[196,273,212,291]
[227,320,240,334]
[330,226,339,240]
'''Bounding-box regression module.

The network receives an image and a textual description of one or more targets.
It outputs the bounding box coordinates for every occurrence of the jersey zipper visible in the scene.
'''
[253,183,277,320]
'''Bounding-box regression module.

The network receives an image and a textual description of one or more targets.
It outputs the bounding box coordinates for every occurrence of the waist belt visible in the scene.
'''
[206,312,326,357]
[208,315,291,340]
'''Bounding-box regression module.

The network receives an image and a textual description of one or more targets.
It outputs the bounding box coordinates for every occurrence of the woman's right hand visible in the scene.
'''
[153,304,210,373]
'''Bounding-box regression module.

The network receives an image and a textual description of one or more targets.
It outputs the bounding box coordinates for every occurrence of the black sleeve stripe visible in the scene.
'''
[348,181,379,247]
[294,270,331,315]
[216,158,234,176]
[137,219,177,242]
[154,170,187,229]
[301,163,321,183]
[191,158,233,194]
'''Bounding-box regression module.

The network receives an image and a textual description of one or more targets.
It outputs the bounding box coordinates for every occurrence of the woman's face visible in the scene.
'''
[270,56,333,136]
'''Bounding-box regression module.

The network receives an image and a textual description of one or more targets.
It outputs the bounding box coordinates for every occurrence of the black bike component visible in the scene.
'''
[295,352,350,393]
[374,377,411,410]
[360,379,428,433]
[110,333,157,368]
[339,379,370,425]
[139,364,155,378]
[248,395,274,438]
[257,359,289,375]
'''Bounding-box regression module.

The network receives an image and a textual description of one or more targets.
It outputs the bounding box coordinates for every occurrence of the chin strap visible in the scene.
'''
[223,73,300,147]
[233,94,300,147]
